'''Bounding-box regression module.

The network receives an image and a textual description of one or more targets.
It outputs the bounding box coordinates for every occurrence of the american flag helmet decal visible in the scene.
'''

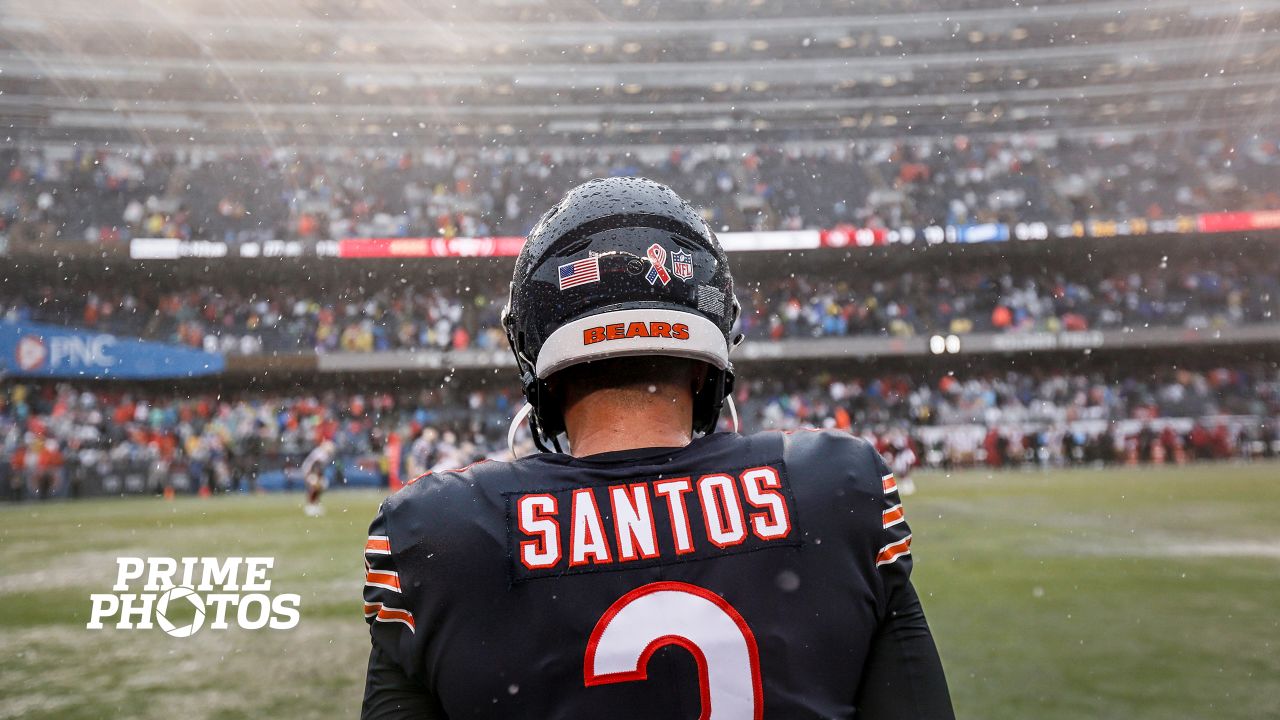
[558,256,601,290]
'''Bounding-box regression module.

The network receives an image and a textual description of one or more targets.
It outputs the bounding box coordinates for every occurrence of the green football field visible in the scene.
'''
[2,462,1278,719]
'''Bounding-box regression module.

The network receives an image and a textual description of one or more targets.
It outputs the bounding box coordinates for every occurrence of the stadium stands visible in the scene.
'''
[4,364,1277,498]
[3,254,1276,354]
[3,131,1279,246]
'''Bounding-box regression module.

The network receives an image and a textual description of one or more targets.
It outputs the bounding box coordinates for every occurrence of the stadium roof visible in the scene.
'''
[2,0,1278,143]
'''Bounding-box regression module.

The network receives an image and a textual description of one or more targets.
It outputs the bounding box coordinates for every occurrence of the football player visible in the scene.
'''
[300,439,335,516]
[361,177,954,719]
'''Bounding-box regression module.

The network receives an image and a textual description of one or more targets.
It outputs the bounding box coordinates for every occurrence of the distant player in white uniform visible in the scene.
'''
[890,440,918,496]
[300,439,336,516]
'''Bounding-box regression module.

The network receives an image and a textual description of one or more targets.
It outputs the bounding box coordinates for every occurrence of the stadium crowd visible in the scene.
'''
[3,129,1278,245]
[4,365,1276,499]
[3,255,1275,354]
[737,258,1277,341]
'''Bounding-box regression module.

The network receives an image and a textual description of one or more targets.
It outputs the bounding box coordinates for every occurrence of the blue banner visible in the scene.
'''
[0,321,224,379]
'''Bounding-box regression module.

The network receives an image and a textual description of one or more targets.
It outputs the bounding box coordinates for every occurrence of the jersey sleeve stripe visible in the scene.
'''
[365,536,391,554]
[363,601,416,632]
[882,504,905,529]
[875,535,912,567]
[881,473,898,494]
[365,569,402,592]
[375,607,416,632]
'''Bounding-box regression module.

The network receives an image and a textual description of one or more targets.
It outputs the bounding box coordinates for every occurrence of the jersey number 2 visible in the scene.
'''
[583,581,764,720]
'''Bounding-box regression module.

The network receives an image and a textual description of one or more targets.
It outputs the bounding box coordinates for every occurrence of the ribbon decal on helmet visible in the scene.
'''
[645,243,672,286]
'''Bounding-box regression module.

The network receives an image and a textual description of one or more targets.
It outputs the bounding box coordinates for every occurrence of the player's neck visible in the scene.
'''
[563,387,694,458]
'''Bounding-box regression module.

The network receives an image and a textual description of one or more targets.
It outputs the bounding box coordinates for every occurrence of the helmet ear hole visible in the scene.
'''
[691,365,733,435]
[532,377,565,439]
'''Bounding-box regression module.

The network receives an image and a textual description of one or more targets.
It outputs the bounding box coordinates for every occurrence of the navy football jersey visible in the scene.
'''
[362,430,952,719]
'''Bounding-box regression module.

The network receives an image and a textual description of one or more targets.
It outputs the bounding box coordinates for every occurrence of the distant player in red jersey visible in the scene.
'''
[361,178,953,719]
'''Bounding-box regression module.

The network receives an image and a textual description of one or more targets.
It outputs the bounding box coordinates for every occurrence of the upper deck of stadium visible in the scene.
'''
[1,0,1278,143]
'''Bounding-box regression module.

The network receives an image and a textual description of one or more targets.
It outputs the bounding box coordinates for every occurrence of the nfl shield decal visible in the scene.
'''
[671,249,693,280]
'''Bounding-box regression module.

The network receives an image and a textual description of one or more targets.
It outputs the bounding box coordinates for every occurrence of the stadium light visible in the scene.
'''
[930,335,963,355]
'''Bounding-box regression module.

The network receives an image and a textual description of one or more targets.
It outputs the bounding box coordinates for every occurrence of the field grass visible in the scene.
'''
[2,462,1278,719]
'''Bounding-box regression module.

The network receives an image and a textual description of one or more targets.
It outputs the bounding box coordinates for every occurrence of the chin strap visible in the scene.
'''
[508,403,565,458]
[725,393,740,434]
[508,403,534,459]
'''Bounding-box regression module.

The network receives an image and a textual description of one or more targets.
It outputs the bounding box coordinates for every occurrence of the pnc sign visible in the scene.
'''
[52,334,119,369]
[1,321,224,379]
[15,332,117,371]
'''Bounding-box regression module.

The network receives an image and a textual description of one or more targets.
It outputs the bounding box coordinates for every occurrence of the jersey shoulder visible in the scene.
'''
[378,458,518,547]
[763,428,913,607]
[388,457,509,500]
[757,428,890,498]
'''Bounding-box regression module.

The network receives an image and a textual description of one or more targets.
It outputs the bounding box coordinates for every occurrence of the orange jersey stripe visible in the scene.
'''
[876,535,912,567]
[882,505,905,529]
[365,536,391,554]
[364,601,416,632]
[375,606,416,631]
[881,474,898,494]
[365,570,401,592]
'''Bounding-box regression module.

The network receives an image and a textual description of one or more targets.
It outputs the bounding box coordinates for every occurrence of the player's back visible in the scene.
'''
[362,429,915,718]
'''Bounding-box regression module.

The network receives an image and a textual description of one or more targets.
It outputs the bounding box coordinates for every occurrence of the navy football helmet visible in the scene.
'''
[502,177,741,451]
